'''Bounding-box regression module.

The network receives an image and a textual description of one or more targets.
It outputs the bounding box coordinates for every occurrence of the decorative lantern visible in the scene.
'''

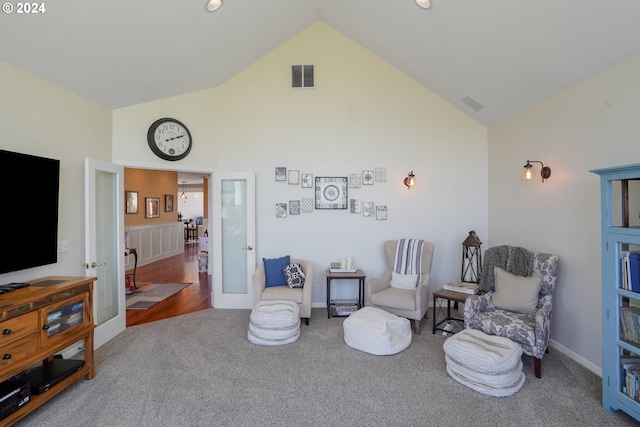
[461,230,482,284]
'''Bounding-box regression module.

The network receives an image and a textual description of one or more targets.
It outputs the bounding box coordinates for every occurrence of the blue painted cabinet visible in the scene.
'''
[592,163,640,422]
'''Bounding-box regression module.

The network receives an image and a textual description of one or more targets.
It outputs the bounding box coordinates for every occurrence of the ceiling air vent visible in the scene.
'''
[291,65,314,89]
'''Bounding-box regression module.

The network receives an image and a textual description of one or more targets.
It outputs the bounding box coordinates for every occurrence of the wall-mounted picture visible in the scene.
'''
[289,200,301,215]
[363,202,375,217]
[126,191,138,214]
[145,197,160,219]
[362,170,374,185]
[165,194,174,212]
[376,205,388,220]
[276,202,287,218]
[288,170,300,185]
[375,167,387,182]
[301,173,313,188]
[275,167,287,181]
[315,177,348,209]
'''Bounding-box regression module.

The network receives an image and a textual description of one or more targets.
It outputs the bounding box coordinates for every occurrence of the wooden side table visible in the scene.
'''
[432,288,472,334]
[326,269,366,318]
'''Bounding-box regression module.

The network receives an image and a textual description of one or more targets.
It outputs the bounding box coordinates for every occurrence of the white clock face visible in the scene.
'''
[147,118,192,161]
[153,121,190,156]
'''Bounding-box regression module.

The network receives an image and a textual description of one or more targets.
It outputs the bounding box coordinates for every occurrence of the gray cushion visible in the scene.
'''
[492,267,541,314]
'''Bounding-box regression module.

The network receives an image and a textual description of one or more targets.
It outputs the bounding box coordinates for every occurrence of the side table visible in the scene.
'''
[432,288,472,334]
[326,269,366,318]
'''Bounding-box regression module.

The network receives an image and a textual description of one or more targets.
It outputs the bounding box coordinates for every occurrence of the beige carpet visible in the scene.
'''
[125,282,191,310]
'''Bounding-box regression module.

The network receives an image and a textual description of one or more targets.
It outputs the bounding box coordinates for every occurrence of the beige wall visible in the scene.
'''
[112,22,489,305]
[488,52,640,373]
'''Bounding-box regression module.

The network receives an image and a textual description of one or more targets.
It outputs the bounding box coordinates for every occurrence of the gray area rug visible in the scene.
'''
[125,283,191,310]
[16,308,639,426]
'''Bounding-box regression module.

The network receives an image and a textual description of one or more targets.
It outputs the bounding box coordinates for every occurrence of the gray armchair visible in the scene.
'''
[252,258,314,325]
[365,240,435,334]
[464,245,559,378]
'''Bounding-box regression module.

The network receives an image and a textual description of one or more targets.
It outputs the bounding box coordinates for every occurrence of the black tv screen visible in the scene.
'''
[0,150,60,275]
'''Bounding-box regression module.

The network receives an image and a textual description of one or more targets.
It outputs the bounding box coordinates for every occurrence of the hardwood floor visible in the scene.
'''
[125,243,211,327]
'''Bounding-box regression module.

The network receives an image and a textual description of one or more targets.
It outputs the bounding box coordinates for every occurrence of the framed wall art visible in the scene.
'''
[165,194,174,212]
[301,173,313,188]
[288,170,300,185]
[275,167,287,181]
[315,177,348,209]
[125,191,138,214]
[145,197,160,219]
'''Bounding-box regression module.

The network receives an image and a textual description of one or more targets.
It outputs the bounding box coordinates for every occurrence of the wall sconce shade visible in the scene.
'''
[404,171,415,189]
[523,160,551,183]
[416,0,431,9]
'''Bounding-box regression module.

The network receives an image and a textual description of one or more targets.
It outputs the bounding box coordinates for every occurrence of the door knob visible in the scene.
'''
[245,246,253,251]
[83,261,106,269]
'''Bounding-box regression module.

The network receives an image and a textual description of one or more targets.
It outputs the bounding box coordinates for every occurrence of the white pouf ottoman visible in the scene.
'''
[443,328,525,397]
[248,300,300,346]
[343,307,412,355]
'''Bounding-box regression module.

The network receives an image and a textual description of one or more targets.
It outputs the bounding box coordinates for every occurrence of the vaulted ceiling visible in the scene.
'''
[2,0,639,125]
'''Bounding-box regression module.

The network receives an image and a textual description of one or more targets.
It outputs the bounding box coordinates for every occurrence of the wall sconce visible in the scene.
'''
[404,171,415,189]
[523,160,551,183]
[415,0,431,9]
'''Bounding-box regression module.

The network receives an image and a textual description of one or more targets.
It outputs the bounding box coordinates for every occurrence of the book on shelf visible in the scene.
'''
[620,307,640,343]
[443,281,479,295]
[620,251,640,292]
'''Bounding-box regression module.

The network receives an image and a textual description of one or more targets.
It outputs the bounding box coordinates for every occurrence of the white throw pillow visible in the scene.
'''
[390,271,419,289]
[491,267,542,314]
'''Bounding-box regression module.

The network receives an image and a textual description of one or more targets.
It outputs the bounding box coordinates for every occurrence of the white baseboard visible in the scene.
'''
[548,339,602,377]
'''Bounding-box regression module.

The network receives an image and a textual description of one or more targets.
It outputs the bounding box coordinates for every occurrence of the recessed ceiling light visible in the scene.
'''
[416,0,431,9]
[206,0,223,12]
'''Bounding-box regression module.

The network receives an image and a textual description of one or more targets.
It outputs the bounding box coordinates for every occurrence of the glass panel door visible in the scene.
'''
[213,172,255,309]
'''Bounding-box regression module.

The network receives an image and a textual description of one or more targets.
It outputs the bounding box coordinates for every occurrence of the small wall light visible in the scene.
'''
[523,160,551,183]
[404,171,415,189]
[415,0,431,9]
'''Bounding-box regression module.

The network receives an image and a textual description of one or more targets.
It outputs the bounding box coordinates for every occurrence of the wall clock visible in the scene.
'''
[147,118,192,161]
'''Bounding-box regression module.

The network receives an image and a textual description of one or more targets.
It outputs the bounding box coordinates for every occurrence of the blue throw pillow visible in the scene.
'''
[263,255,290,287]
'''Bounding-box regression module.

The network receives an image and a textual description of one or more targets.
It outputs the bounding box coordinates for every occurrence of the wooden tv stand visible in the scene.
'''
[0,276,95,426]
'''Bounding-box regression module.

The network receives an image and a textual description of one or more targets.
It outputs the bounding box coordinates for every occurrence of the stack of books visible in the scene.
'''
[621,251,640,292]
[443,281,479,295]
[621,307,640,344]
[622,356,640,402]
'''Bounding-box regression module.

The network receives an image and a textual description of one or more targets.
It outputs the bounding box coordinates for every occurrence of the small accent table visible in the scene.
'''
[326,269,366,319]
[432,288,472,334]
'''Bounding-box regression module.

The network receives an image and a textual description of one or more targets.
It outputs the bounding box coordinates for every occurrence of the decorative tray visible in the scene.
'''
[329,268,357,273]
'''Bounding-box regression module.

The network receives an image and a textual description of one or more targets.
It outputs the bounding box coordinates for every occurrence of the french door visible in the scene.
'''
[212,172,256,309]
[84,158,126,349]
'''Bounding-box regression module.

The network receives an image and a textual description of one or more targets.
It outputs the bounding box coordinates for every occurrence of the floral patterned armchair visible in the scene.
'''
[464,246,559,378]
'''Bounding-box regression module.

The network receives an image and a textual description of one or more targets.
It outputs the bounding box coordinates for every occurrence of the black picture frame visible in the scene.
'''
[315,177,348,209]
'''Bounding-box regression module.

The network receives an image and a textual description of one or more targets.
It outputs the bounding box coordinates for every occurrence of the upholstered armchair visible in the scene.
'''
[464,245,559,378]
[365,239,435,334]
[252,257,314,325]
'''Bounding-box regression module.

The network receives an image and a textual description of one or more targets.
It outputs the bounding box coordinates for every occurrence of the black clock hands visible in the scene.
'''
[165,134,185,142]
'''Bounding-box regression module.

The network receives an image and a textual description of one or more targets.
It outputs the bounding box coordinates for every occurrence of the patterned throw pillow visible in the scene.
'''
[283,263,306,288]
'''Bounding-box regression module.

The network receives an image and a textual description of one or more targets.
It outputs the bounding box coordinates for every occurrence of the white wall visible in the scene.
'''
[488,52,640,373]
[112,22,489,305]
[0,61,112,284]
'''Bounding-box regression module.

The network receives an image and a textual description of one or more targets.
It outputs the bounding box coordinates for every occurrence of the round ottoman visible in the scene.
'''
[248,300,300,346]
[343,307,412,355]
[443,328,525,397]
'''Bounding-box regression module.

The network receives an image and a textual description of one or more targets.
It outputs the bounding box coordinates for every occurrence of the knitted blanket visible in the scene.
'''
[479,245,533,292]
[393,239,425,284]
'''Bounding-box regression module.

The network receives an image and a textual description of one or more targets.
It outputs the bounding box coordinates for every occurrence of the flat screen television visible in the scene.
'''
[0,149,60,275]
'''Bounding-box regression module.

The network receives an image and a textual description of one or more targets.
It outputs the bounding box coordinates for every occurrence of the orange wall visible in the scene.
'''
[124,168,178,226]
